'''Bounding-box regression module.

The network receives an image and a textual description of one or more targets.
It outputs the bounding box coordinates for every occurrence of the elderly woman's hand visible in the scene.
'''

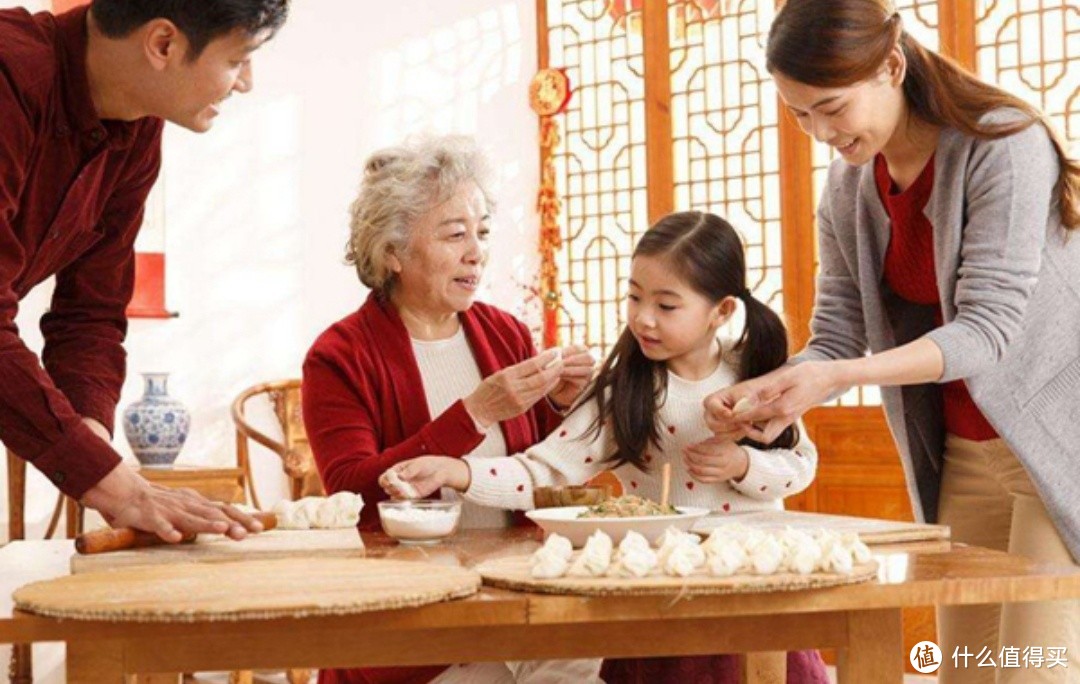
[548,345,596,411]
[379,457,471,499]
[463,349,563,428]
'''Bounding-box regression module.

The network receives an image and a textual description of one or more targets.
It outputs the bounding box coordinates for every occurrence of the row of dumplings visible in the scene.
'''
[530,524,873,579]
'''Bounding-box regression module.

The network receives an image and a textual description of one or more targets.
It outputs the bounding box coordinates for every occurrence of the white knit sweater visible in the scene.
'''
[464,355,818,514]
[412,329,513,529]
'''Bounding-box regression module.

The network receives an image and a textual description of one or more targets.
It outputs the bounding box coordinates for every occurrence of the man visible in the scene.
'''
[0,0,289,541]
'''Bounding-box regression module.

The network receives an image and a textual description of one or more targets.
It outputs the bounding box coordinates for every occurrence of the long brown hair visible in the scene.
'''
[765,0,1079,229]
[579,211,799,472]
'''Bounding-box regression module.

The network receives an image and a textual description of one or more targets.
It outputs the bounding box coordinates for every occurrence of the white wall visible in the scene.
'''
[1,0,542,539]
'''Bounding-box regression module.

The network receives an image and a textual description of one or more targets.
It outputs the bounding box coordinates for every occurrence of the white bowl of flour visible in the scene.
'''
[378,500,462,545]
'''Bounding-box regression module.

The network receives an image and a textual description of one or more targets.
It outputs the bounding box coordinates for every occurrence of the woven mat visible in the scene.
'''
[476,555,878,597]
[15,557,480,623]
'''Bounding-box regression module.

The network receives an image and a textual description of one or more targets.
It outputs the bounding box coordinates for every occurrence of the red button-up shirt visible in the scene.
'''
[875,154,998,442]
[1,5,164,498]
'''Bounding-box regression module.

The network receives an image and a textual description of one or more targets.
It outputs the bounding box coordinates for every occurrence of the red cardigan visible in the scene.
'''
[303,293,562,684]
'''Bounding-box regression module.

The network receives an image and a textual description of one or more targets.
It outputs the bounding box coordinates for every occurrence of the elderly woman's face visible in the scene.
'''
[392,181,491,316]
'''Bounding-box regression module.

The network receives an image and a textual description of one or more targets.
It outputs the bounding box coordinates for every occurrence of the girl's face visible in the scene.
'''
[773,47,907,166]
[627,254,733,378]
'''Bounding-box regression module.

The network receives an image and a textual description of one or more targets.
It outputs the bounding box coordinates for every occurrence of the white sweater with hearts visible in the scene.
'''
[463,357,818,513]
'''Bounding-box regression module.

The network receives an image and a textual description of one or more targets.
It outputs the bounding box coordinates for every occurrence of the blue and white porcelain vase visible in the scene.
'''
[122,373,190,469]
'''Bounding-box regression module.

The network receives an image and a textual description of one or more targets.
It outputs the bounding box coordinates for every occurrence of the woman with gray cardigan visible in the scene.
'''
[705,1,1080,682]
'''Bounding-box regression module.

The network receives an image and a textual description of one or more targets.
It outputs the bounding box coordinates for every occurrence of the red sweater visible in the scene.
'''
[0,6,164,497]
[875,154,998,441]
[303,293,562,684]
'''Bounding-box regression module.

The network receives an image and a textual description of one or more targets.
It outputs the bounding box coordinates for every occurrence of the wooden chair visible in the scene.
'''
[232,380,320,684]
[232,379,324,511]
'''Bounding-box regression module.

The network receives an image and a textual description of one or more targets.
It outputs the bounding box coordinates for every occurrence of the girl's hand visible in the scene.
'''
[547,345,596,410]
[705,361,844,444]
[463,350,563,428]
[682,438,749,483]
[378,457,471,499]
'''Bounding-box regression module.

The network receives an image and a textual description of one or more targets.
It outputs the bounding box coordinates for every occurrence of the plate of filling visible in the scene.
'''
[526,495,709,547]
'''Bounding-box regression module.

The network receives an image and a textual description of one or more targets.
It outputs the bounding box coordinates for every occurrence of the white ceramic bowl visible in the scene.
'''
[525,505,710,547]
[378,500,462,545]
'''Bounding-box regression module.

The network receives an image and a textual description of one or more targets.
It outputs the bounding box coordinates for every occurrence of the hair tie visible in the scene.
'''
[737,288,753,301]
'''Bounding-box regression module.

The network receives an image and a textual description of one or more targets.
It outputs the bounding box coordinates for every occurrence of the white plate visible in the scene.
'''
[526,506,711,547]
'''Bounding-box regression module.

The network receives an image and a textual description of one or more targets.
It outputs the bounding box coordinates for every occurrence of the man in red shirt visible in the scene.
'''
[0,0,288,542]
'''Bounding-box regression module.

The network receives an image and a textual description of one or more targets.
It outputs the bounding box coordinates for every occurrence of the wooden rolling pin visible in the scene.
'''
[74,511,277,555]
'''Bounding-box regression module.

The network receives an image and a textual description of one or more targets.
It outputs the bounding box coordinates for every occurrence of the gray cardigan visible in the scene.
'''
[795,110,1080,561]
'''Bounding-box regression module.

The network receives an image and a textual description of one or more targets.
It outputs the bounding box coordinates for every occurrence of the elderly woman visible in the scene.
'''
[302,135,600,684]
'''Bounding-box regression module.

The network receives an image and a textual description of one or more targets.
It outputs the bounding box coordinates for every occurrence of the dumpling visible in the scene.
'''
[656,526,696,550]
[540,533,574,561]
[326,491,364,527]
[566,530,613,577]
[530,547,570,579]
[746,535,784,575]
[618,530,651,556]
[662,542,706,577]
[657,529,700,566]
[705,537,748,577]
[840,532,873,564]
[821,542,855,575]
[607,545,658,578]
[384,468,420,500]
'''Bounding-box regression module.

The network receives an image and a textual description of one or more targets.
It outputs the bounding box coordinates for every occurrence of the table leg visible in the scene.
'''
[67,639,125,683]
[741,651,787,684]
[836,608,904,683]
[7,644,32,684]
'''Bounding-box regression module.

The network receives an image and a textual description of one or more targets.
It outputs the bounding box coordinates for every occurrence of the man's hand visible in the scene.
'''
[80,463,264,543]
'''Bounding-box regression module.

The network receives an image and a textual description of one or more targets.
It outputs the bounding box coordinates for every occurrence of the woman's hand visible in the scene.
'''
[379,457,471,499]
[547,345,596,410]
[463,349,563,428]
[683,437,749,483]
[704,361,845,444]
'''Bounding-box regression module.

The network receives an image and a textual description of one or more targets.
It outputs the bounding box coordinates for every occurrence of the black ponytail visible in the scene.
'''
[735,292,799,450]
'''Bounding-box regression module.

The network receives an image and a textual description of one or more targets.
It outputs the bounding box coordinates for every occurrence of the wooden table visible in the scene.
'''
[136,464,246,505]
[2,529,1079,683]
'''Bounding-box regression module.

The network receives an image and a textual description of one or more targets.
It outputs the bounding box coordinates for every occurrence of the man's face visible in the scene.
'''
[164,28,269,132]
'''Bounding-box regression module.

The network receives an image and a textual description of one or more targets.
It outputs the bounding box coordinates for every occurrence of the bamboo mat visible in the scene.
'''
[692,510,949,545]
[477,555,878,597]
[70,528,365,574]
[15,557,480,623]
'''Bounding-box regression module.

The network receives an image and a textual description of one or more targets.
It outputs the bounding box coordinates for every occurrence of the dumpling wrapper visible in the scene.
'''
[618,530,651,556]
[566,530,613,577]
[607,545,657,578]
[385,468,420,500]
[747,535,785,575]
[530,547,570,579]
[540,533,574,561]
[662,542,706,577]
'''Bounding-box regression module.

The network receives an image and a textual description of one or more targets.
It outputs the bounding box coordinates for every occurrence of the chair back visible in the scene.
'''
[232,379,324,509]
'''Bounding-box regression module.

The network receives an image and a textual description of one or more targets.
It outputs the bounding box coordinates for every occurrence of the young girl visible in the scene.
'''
[382,211,828,683]
[705,2,1080,682]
